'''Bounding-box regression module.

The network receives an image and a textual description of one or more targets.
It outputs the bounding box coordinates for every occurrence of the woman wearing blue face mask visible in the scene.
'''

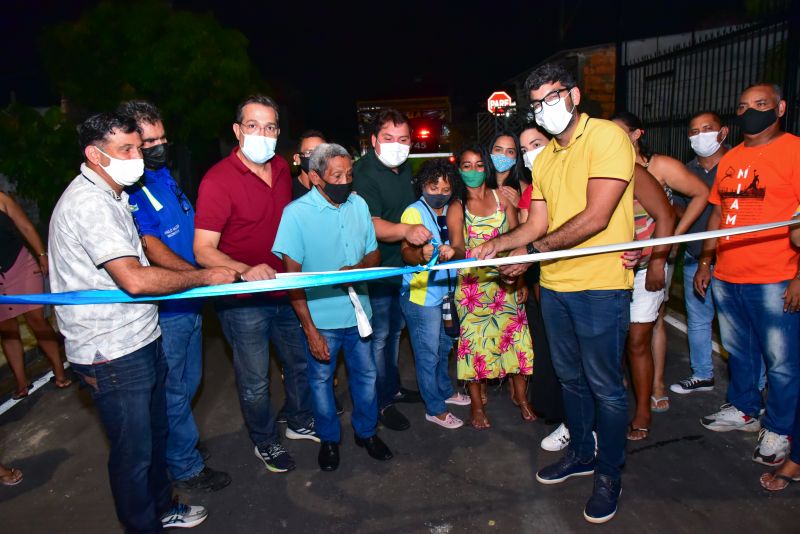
[400,160,470,429]
[486,131,525,211]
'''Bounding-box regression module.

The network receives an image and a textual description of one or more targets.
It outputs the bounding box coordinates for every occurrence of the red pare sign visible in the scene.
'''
[487,91,512,113]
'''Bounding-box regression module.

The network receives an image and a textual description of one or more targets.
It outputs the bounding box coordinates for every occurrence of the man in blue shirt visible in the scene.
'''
[273,143,392,472]
[120,101,230,492]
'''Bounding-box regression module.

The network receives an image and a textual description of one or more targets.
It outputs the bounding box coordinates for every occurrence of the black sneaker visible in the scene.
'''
[584,474,622,524]
[286,422,320,443]
[173,466,231,492]
[670,376,715,395]
[254,443,296,473]
[335,396,344,415]
[393,387,422,403]
[380,405,410,431]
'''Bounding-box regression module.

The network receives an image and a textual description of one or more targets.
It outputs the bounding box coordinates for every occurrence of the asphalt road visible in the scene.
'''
[0,308,797,533]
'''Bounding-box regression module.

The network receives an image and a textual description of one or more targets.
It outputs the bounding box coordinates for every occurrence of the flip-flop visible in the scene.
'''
[627,424,650,441]
[51,376,73,389]
[11,384,33,401]
[0,467,23,486]
[650,395,670,413]
[760,471,800,492]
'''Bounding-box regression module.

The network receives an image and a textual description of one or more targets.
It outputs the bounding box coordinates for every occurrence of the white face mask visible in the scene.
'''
[375,142,410,168]
[534,89,576,135]
[241,134,277,164]
[522,145,546,170]
[689,131,724,158]
[95,146,144,187]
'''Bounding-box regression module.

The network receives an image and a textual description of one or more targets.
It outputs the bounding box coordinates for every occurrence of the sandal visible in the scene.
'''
[650,395,670,413]
[627,424,650,441]
[52,376,73,389]
[518,401,537,422]
[470,408,491,430]
[0,467,23,486]
[760,470,800,492]
[12,384,33,401]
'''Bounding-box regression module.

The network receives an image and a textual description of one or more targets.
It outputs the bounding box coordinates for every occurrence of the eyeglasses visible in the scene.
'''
[169,182,193,215]
[239,122,279,136]
[530,87,573,114]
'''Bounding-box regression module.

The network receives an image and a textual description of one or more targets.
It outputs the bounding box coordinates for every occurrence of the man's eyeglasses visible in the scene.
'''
[239,122,279,136]
[530,87,573,114]
[169,182,193,215]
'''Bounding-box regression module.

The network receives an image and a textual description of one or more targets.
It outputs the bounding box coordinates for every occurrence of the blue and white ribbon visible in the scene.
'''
[1,218,797,306]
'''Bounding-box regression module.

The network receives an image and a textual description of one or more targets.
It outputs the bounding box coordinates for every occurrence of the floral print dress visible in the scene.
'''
[455,190,534,381]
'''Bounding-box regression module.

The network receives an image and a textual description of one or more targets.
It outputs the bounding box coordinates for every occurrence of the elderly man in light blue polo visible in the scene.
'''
[273,143,393,472]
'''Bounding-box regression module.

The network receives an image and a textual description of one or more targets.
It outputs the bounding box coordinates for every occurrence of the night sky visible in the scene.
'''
[0,0,763,146]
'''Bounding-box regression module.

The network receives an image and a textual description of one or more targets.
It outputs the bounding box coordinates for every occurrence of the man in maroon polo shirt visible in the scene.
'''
[194,95,316,474]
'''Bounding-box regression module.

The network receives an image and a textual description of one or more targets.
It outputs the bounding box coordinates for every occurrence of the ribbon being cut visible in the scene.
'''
[1,218,798,306]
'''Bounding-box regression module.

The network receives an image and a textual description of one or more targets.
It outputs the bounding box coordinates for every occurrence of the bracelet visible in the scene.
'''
[38,252,48,257]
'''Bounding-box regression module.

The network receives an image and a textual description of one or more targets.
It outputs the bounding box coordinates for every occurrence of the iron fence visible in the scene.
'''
[619,17,799,161]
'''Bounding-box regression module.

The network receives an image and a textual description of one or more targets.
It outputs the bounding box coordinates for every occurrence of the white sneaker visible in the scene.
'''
[700,403,761,432]
[161,502,208,529]
[753,429,790,466]
[425,412,464,429]
[541,423,571,451]
[445,392,471,406]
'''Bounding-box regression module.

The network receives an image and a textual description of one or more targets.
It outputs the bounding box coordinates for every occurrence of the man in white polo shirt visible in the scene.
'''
[49,112,236,532]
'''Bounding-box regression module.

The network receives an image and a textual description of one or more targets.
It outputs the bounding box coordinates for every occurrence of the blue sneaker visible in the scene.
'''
[583,474,622,524]
[535,449,595,485]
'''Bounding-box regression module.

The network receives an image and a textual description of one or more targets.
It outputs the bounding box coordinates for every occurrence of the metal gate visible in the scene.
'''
[618,16,800,160]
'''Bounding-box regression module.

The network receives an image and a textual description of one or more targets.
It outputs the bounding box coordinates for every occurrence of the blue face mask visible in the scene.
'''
[490,153,516,173]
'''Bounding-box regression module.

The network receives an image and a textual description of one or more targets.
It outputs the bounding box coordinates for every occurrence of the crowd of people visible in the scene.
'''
[1,61,799,530]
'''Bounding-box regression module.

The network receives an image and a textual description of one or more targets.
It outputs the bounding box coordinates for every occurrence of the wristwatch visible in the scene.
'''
[526,243,540,255]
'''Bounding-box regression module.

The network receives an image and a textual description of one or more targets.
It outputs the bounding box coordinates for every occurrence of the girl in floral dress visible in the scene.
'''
[449,146,534,429]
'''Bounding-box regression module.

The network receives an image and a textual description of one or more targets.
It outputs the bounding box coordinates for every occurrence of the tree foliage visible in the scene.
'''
[0,104,79,217]
[41,0,262,143]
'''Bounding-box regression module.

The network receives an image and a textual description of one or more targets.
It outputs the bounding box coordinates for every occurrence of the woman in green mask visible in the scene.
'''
[448,145,535,430]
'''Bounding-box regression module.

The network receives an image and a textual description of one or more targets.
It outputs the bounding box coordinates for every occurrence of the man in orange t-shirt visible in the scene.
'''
[694,83,800,468]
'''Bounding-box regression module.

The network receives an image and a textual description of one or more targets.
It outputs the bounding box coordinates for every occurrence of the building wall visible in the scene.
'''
[580,46,616,119]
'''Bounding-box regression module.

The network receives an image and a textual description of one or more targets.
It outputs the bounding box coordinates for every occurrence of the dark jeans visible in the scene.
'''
[307,326,377,442]
[368,283,406,410]
[159,312,204,481]
[72,339,172,534]
[217,299,313,447]
[540,288,631,479]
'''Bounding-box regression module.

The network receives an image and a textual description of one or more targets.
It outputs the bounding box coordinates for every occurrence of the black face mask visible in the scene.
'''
[142,143,169,170]
[423,192,451,209]
[320,181,352,205]
[299,156,310,173]
[736,107,779,136]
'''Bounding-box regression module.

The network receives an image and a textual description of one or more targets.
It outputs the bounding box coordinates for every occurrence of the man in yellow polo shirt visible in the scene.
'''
[471,63,634,525]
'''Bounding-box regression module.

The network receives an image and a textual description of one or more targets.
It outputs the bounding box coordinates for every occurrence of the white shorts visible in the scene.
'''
[630,265,667,323]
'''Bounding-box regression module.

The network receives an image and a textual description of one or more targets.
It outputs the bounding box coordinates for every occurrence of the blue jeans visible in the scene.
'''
[400,294,455,416]
[307,326,377,442]
[159,312,204,481]
[713,279,800,435]
[540,288,630,480]
[217,299,313,447]
[682,253,716,380]
[368,283,406,410]
[71,339,172,534]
